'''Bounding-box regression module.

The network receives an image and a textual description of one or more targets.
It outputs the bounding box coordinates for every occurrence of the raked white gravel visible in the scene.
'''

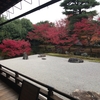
[0,54,100,94]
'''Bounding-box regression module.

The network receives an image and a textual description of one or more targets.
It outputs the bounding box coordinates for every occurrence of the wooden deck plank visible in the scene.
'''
[0,79,18,100]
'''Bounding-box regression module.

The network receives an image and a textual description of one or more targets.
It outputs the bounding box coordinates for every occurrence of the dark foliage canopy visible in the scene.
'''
[60,0,100,15]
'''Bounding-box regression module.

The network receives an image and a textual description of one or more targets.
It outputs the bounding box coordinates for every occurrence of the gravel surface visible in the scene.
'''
[0,54,100,95]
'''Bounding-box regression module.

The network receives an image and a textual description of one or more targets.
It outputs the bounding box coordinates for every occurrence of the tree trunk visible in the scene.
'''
[89,45,92,53]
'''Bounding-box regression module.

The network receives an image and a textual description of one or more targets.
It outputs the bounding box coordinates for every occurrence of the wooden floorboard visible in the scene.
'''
[0,79,18,100]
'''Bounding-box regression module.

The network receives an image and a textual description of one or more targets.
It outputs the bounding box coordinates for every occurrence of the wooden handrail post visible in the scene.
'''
[0,64,2,73]
[15,71,19,84]
[47,86,54,100]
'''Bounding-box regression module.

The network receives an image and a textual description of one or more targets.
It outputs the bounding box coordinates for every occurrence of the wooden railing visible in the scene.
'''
[0,64,78,100]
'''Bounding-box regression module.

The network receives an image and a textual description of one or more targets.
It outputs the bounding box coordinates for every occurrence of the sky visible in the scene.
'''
[2,0,100,24]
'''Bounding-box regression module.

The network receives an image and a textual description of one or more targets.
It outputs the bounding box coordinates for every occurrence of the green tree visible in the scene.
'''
[0,16,7,23]
[0,17,33,41]
[36,20,54,26]
[0,16,8,42]
[20,18,33,39]
[60,0,100,30]
[21,18,33,31]
[4,22,20,39]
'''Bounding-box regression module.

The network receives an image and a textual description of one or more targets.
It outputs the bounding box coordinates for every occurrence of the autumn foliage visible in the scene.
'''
[27,23,50,42]
[74,18,100,46]
[27,19,78,48]
[0,39,31,58]
[27,17,100,55]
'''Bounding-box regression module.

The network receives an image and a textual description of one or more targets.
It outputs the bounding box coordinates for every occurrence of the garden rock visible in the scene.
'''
[81,53,88,57]
[42,57,46,60]
[38,54,46,57]
[65,51,69,54]
[68,58,84,63]
[23,52,28,60]
[71,89,100,100]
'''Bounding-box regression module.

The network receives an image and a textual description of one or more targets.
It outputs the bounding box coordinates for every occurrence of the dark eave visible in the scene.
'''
[0,0,61,26]
[0,0,22,15]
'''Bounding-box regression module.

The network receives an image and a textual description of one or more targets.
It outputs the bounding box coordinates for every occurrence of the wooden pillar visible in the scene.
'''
[15,71,19,85]
[47,86,54,100]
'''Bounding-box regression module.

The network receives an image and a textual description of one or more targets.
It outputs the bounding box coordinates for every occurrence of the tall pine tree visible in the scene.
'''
[60,0,100,30]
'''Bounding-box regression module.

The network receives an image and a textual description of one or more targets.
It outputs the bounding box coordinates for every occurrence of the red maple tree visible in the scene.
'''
[0,39,31,58]
[74,18,100,53]
[27,23,51,43]
[27,19,78,51]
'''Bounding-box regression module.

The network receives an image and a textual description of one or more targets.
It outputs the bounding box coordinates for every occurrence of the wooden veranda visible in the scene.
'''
[0,79,18,100]
[0,64,78,100]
